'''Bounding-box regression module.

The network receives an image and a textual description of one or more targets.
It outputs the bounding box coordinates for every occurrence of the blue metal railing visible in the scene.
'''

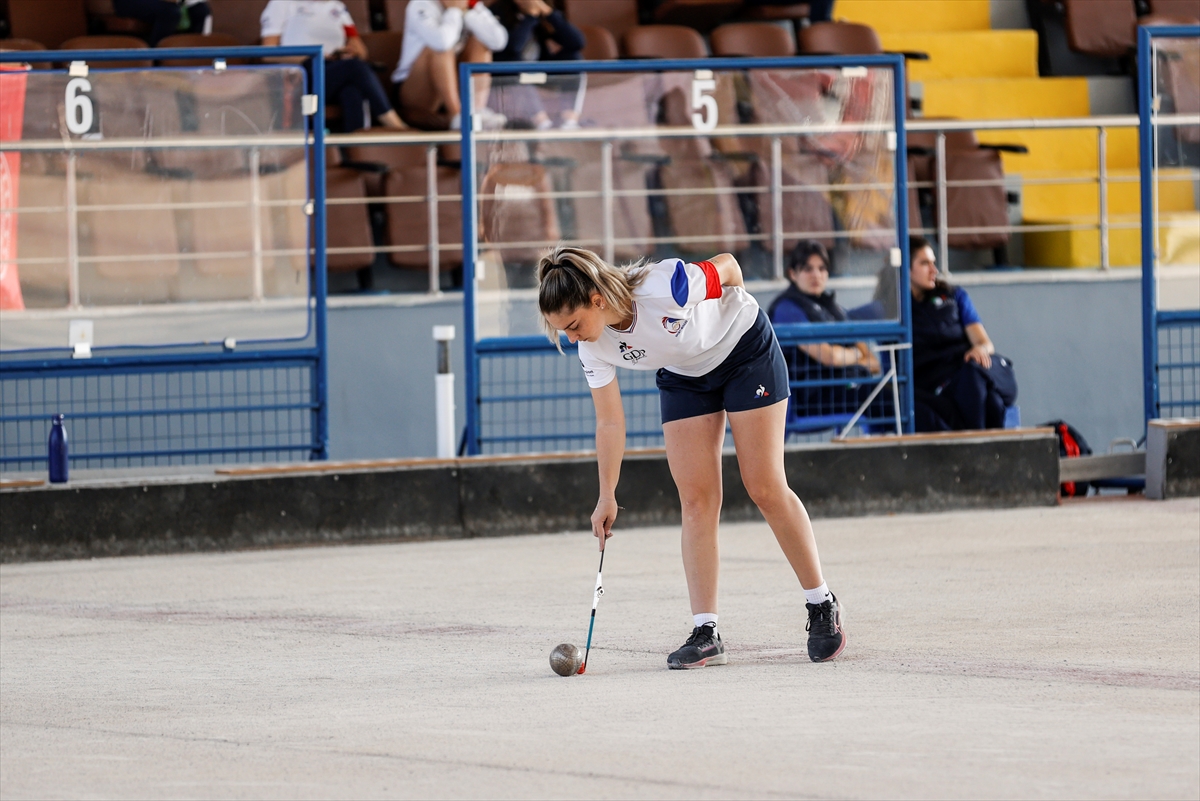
[459,55,913,455]
[0,46,329,471]
[1138,25,1200,425]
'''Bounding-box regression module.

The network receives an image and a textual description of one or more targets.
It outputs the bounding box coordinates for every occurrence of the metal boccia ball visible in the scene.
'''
[549,643,583,676]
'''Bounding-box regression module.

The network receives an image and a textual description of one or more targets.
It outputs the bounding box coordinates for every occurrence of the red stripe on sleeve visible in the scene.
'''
[696,261,722,300]
[344,24,359,39]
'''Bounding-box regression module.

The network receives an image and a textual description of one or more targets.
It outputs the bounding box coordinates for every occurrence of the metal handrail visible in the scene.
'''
[4,114,1197,304]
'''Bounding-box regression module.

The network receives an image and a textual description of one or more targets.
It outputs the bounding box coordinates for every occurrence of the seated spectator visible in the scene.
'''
[261,0,410,132]
[908,235,1017,431]
[392,0,509,131]
[114,0,211,46]
[493,0,585,130]
[768,240,885,421]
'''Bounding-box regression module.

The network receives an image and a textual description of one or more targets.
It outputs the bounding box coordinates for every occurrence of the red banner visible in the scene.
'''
[0,64,29,311]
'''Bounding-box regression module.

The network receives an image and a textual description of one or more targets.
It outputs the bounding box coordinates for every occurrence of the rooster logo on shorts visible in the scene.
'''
[756,385,769,398]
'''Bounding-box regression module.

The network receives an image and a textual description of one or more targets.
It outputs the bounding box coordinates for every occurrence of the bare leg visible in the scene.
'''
[662,411,726,615]
[728,400,824,590]
[461,36,493,110]
[400,46,461,124]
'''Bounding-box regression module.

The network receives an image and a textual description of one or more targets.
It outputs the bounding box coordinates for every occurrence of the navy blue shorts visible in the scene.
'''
[656,309,791,424]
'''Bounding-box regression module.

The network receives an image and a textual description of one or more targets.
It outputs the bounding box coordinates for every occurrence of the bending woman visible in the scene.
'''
[537,246,846,668]
[909,236,1017,431]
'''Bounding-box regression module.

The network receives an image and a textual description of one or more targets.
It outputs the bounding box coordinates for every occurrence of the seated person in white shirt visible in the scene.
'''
[260,0,409,132]
[391,0,509,130]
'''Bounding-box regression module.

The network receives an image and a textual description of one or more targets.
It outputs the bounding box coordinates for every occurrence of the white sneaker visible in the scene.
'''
[473,108,507,131]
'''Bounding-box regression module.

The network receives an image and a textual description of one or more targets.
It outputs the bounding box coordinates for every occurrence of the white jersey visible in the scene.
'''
[392,0,508,83]
[577,259,759,389]
[260,0,358,58]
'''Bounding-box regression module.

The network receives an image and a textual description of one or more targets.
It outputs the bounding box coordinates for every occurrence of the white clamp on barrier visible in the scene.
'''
[433,325,457,458]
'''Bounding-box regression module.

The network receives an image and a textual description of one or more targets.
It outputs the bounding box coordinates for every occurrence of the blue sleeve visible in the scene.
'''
[670,260,689,307]
[769,297,810,325]
[955,287,981,327]
[545,10,585,56]
[498,14,539,61]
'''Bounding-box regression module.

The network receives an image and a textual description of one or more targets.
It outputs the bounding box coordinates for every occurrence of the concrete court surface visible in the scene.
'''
[1,498,1197,800]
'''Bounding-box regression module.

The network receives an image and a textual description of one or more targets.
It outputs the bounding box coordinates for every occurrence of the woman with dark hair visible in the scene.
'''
[491,0,585,130]
[908,236,1017,431]
[767,240,882,419]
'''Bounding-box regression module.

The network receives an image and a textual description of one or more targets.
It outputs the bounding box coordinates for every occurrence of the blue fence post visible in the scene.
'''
[311,52,329,460]
[461,61,481,455]
[1138,26,1158,427]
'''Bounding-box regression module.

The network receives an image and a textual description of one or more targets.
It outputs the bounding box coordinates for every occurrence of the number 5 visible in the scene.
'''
[691,78,716,132]
[65,78,94,135]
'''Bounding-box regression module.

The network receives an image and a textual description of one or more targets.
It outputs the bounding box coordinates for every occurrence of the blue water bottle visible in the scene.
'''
[48,414,68,484]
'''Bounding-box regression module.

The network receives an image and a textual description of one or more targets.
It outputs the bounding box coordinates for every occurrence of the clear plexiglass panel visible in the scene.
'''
[1151,37,1200,311]
[468,64,902,340]
[0,64,312,350]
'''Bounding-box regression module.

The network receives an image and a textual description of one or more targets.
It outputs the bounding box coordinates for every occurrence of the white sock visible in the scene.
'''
[803,583,832,606]
[693,613,718,629]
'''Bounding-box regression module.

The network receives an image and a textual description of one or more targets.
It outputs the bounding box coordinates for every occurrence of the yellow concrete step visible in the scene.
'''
[836,0,991,32]
[1024,212,1199,268]
[922,76,1091,120]
[882,30,1039,80]
[1020,168,1195,220]
[971,128,1140,176]
[1023,221,1141,267]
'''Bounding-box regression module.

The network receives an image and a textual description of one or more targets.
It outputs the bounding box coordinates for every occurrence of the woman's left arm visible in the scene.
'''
[964,322,994,369]
[710,253,743,288]
[340,34,369,60]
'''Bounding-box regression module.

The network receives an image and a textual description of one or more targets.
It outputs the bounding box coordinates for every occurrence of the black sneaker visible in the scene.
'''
[667,623,727,669]
[806,594,846,662]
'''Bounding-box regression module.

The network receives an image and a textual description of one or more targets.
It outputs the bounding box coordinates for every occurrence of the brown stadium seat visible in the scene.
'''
[622,24,709,59]
[907,126,1027,256]
[798,20,883,55]
[1062,0,1136,59]
[155,33,248,66]
[562,0,639,47]
[342,0,371,30]
[383,161,464,272]
[85,0,150,38]
[651,0,744,34]
[384,0,412,31]
[8,0,89,49]
[577,25,619,61]
[0,38,48,52]
[739,1,810,41]
[535,70,656,261]
[11,170,70,308]
[58,35,154,68]
[361,30,405,91]
[324,167,377,273]
[1147,0,1200,22]
[479,162,561,268]
[75,167,180,304]
[622,25,752,256]
[710,22,796,57]
[206,0,271,44]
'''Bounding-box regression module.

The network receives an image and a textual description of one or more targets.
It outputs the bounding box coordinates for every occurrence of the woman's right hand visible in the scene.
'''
[591,497,618,551]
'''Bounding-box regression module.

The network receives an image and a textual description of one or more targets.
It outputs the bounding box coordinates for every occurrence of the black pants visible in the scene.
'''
[113,0,209,45]
[325,59,392,132]
[915,356,1017,432]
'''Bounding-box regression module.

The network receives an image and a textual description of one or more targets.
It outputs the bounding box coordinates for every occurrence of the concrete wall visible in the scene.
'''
[326,270,1147,460]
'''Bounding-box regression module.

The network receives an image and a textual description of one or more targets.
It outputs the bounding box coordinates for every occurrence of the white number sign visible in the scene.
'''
[65,78,94,135]
[690,78,717,132]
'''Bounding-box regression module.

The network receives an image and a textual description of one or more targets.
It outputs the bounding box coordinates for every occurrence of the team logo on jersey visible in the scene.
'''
[661,316,687,336]
[755,385,769,398]
[619,341,646,364]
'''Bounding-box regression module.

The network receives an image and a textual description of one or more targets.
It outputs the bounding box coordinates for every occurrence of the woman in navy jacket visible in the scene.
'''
[908,236,1016,431]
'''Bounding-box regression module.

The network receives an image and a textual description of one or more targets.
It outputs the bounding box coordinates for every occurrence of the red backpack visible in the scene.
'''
[1044,419,1092,497]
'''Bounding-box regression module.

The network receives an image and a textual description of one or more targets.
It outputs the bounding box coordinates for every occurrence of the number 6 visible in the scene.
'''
[65,78,94,135]
[691,78,717,132]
